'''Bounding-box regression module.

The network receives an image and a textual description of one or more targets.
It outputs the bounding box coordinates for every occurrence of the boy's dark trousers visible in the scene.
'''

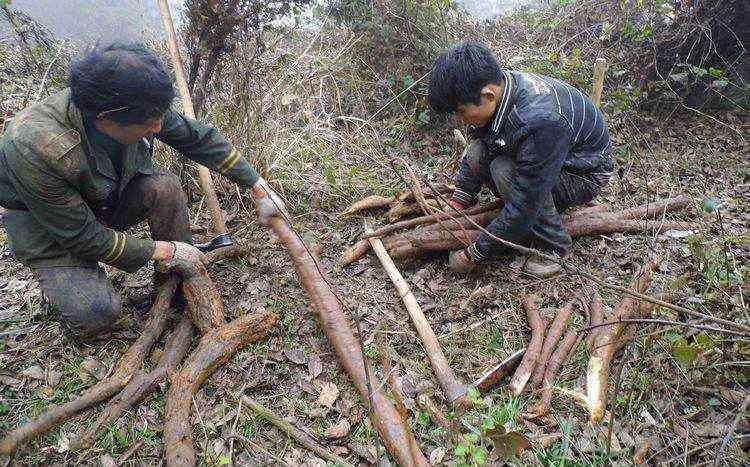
[33,171,191,339]
[461,140,611,256]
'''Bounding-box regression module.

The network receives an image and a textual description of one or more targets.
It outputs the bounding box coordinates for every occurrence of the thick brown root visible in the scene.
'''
[509,296,548,396]
[164,310,278,467]
[587,293,605,353]
[0,278,179,455]
[71,316,194,451]
[382,219,695,261]
[530,302,574,389]
[339,195,394,217]
[526,329,579,417]
[269,218,429,467]
[340,198,695,266]
[586,260,658,423]
[395,183,453,203]
[178,262,226,334]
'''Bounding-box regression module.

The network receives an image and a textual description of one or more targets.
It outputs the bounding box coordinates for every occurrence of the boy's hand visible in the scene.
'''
[447,198,467,211]
[448,249,477,273]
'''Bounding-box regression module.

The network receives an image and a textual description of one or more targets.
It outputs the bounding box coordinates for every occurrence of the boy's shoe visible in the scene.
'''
[523,256,562,278]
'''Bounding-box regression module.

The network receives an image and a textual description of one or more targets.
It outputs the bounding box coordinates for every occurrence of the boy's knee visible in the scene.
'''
[490,156,514,197]
[59,292,122,339]
[462,141,490,174]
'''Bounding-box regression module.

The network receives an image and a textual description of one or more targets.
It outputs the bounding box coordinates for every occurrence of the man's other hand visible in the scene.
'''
[251,178,290,225]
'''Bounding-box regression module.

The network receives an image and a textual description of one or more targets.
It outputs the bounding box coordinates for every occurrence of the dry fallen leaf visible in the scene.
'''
[324,419,351,439]
[316,381,339,408]
[81,358,108,381]
[348,444,377,464]
[285,348,307,365]
[53,433,70,453]
[46,370,62,387]
[21,365,45,380]
[308,355,323,380]
[99,454,117,467]
[429,446,446,464]
[486,426,532,462]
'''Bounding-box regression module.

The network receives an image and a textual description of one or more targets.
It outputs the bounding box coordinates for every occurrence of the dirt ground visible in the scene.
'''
[1,104,748,466]
[1,16,749,467]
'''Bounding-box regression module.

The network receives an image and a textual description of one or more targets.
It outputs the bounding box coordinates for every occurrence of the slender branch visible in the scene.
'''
[581,318,749,339]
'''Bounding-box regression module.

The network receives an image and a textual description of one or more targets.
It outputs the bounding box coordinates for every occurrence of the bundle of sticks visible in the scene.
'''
[338,183,454,222]
[340,195,696,266]
[506,296,582,418]
[473,260,658,423]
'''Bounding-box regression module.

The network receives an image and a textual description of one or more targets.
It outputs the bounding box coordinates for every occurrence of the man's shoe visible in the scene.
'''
[523,255,562,278]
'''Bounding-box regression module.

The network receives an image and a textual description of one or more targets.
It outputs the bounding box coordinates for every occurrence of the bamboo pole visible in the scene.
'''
[591,57,608,106]
[366,225,471,411]
[156,0,228,236]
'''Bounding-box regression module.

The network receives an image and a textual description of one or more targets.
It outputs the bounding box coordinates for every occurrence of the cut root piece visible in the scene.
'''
[0,278,179,455]
[586,260,658,423]
[586,293,604,353]
[530,302,574,389]
[339,197,695,266]
[178,262,226,334]
[164,309,278,467]
[361,200,503,240]
[338,195,394,217]
[508,296,548,396]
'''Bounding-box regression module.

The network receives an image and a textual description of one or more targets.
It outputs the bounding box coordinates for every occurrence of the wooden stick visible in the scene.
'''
[156,0,227,236]
[268,218,429,466]
[509,296,548,396]
[367,226,471,411]
[241,397,355,467]
[591,57,608,106]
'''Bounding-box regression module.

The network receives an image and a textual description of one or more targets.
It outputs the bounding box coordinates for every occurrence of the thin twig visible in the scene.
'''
[713,394,750,467]
[581,318,749,339]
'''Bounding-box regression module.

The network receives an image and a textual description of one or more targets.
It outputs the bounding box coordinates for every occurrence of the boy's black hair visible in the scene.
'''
[70,42,175,125]
[428,41,503,113]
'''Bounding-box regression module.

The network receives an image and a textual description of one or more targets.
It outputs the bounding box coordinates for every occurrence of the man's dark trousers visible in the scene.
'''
[461,140,611,256]
[33,171,191,339]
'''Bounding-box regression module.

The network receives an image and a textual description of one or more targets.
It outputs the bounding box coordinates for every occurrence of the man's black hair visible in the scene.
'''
[69,42,175,125]
[428,41,503,114]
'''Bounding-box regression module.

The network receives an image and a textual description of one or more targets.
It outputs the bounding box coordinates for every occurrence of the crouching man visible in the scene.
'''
[428,42,614,277]
[0,43,286,339]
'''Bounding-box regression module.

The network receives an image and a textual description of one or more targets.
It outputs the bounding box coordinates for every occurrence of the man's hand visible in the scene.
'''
[448,249,477,274]
[251,178,290,225]
[154,241,207,273]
